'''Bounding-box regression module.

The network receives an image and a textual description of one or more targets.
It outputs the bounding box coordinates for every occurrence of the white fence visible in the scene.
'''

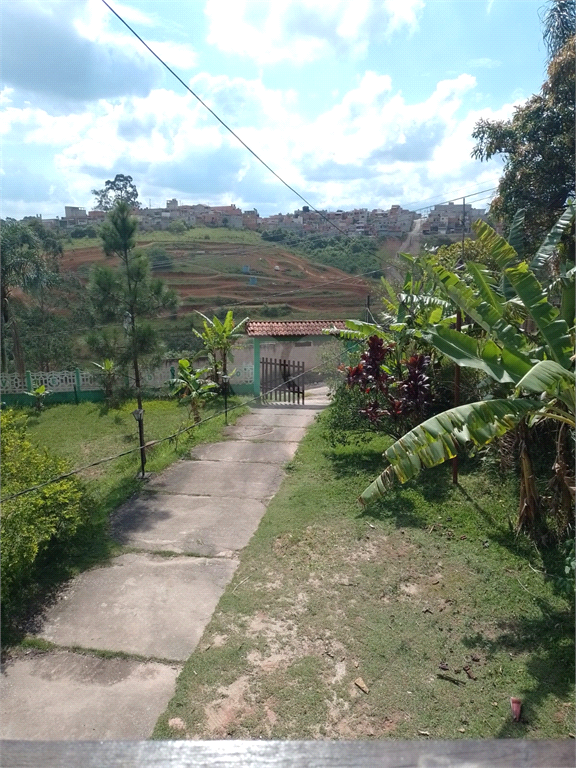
[1,363,255,395]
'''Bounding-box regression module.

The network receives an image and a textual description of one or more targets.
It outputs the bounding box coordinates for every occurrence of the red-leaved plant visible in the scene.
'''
[346,336,432,438]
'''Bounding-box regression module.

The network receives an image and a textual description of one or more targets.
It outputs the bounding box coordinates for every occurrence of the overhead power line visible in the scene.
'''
[101,1,499,238]
[410,187,497,214]
[101,0,348,237]
[402,181,500,210]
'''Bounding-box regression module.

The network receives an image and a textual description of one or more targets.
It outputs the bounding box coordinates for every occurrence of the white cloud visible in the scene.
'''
[74,0,197,69]
[204,0,425,64]
[383,0,425,37]
[1,61,522,219]
[467,58,501,69]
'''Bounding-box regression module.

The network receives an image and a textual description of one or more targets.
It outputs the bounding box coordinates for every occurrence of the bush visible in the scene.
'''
[168,219,187,234]
[260,303,292,318]
[147,245,173,271]
[1,411,90,617]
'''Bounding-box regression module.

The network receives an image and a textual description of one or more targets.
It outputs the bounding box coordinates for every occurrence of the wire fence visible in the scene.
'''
[0,362,324,504]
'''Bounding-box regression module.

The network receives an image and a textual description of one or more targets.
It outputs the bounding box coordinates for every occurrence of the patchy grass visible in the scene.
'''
[154,416,574,741]
[2,397,248,645]
[139,228,264,246]
[24,397,248,513]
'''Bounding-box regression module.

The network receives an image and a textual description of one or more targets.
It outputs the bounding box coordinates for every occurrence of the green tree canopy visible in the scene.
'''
[88,202,177,379]
[471,5,574,253]
[91,174,141,212]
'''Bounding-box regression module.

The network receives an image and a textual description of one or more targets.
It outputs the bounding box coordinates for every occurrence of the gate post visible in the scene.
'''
[253,338,261,398]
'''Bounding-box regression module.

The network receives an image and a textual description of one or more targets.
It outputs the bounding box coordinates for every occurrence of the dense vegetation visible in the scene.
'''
[1,411,91,623]
[262,230,385,276]
[472,1,574,252]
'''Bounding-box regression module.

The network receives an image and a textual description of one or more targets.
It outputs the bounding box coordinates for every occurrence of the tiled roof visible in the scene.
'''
[245,320,347,337]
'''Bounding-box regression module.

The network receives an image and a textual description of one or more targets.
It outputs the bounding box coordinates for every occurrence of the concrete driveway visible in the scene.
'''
[0,387,328,740]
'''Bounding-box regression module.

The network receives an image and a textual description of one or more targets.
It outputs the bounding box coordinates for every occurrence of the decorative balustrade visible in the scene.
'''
[79,371,100,390]
[0,372,26,393]
[30,370,77,393]
[0,364,253,395]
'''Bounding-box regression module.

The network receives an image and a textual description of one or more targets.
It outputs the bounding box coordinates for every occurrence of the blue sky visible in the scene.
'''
[1,0,549,219]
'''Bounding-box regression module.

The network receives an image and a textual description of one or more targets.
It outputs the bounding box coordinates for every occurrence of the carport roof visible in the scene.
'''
[245,320,347,337]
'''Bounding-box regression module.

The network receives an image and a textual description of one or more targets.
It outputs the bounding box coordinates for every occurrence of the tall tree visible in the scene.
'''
[471,2,574,253]
[0,221,55,376]
[541,0,575,60]
[88,202,177,474]
[91,174,141,212]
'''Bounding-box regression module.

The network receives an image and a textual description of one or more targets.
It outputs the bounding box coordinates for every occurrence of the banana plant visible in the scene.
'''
[360,208,575,535]
[193,310,248,387]
[24,384,51,412]
[92,359,119,401]
[169,359,218,423]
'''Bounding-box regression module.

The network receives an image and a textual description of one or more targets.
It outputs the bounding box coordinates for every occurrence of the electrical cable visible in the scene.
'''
[101,1,498,238]
[100,0,348,237]
[0,361,325,503]
[13,182,499,344]
[402,182,499,211]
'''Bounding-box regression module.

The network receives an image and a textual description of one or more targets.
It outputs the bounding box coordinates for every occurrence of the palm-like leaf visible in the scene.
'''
[506,208,526,260]
[473,217,573,368]
[516,360,575,415]
[424,326,530,383]
[529,202,574,276]
[503,261,573,367]
[423,257,531,356]
[359,398,542,505]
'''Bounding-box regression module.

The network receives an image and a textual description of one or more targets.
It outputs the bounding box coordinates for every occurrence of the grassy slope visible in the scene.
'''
[63,228,264,253]
[154,416,574,741]
[24,397,248,517]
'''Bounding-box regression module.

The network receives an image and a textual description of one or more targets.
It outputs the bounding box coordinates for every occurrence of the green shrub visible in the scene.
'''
[1,411,90,616]
[168,219,187,234]
[147,245,173,271]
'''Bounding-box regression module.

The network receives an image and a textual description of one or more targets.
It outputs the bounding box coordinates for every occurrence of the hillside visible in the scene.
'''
[61,228,394,320]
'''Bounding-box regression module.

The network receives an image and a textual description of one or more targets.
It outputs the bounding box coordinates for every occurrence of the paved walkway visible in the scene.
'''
[0,388,329,740]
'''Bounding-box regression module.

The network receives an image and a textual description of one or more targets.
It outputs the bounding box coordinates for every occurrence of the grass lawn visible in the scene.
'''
[3,396,248,642]
[24,397,248,515]
[62,228,264,253]
[154,415,574,741]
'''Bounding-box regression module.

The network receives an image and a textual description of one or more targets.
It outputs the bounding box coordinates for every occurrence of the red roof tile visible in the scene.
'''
[245,320,347,337]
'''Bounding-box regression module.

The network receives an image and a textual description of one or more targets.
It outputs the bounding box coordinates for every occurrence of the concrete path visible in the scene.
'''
[1,387,328,740]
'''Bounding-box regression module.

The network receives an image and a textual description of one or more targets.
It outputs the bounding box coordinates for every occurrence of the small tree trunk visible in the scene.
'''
[10,318,26,380]
[549,423,575,537]
[516,421,544,539]
[131,314,146,478]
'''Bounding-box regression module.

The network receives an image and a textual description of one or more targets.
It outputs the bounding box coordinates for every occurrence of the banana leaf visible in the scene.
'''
[503,262,573,368]
[507,209,526,260]
[424,259,530,355]
[529,202,575,276]
[425,326,530,383]
[359,398,542,504]
[516,360,575,415]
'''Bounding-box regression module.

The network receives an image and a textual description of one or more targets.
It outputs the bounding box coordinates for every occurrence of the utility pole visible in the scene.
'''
[452,197,465,485]
[365,294,371,322]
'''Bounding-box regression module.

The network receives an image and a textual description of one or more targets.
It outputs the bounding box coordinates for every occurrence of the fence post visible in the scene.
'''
[25,370,33,392]
[253,338,261,398]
